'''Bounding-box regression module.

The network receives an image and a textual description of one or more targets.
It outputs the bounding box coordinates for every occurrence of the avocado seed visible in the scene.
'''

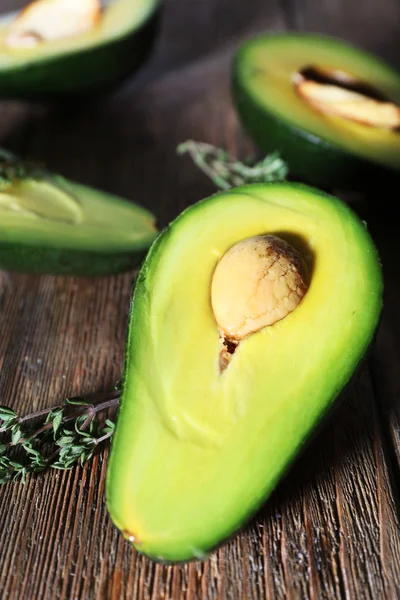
[211,235,309,341]
[4,0,101,48]
[293,65,400,130]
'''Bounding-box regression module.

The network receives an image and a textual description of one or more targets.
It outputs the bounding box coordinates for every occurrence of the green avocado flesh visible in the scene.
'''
[0,0,159,99]
[0,174,157,276]
[233,33,400,188]
[106,183,382,562]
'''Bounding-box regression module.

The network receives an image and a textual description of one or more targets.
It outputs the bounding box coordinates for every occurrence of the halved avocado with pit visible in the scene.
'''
[0,150,157,276]
[233,33,400,188]
[0,0,159,100]
[106,182,382,562]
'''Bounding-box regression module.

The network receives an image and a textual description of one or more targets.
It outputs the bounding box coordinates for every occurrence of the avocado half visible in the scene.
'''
[0,151,157,276]
[233,33,400,188]
[106,182,383,562]
[0,0,159,100]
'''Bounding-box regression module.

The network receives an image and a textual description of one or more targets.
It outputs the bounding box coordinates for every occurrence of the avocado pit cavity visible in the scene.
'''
[294,65,400,130]
[4,0,101,49]
[211,235,309,370]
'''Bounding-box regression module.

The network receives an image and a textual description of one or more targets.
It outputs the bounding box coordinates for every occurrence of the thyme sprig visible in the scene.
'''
[177,140,288,189]
[0,385,122,484]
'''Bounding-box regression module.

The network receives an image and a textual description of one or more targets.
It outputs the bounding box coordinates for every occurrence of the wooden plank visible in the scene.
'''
[284,0,400,66]
[366,203,400,523]
[0,0,399,598]
[280,1,400,598]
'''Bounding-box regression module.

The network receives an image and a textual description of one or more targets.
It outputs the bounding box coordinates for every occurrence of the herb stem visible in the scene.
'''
[93,430,114,446]
[88,396,121,413]
[18,406,61,424]
[45,447,62,465]
[17,391,120,428]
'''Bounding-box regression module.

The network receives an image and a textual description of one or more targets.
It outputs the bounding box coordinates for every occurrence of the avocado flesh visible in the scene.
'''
[106,183,382,562]
[233,33,400,187]
[0,175,157,275]
[0,0,159,99]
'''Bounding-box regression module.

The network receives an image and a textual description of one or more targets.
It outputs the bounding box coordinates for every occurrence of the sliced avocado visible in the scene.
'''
[106,182,382,562]
[0,0,159,100]
[0,150,157,276]
[233,33,400,188]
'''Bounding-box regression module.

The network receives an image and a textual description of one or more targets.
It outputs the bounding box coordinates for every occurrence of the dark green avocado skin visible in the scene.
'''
[0,9,160,101]
[0,243,149,277]
[232,67,399,191]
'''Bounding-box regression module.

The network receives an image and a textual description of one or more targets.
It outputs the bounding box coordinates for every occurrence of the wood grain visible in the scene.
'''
[0,0,400,598]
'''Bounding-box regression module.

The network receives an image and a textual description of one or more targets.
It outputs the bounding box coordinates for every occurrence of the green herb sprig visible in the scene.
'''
[0,386,121,484]
[177,140,288,189]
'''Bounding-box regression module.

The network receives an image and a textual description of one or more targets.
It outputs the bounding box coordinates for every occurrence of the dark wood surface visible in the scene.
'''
[0,0,400,598]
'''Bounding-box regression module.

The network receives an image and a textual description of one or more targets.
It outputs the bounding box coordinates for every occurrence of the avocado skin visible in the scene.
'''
[0,8,160,101]
[232,65,400,191]
[0,242,150,276]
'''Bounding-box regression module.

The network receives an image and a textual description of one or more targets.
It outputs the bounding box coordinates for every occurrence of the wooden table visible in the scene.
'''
[0,0,400,598]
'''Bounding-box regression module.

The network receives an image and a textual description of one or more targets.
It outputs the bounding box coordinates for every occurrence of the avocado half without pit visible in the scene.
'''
[0,0,159,99]
[106,182,382,562]
[233,33,400,189]
[0,150,157,276]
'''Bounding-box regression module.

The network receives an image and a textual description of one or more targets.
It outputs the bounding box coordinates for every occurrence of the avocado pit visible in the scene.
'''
[3,0,101,49]
[293,65,400,130]
[211,234,309,370]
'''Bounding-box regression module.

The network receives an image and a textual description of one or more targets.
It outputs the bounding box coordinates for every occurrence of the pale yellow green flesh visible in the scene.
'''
[0,177,156,250]
[0,0,157,66]
[0,178,83,223]
[107,184,382,561]
[239,35,400,170]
